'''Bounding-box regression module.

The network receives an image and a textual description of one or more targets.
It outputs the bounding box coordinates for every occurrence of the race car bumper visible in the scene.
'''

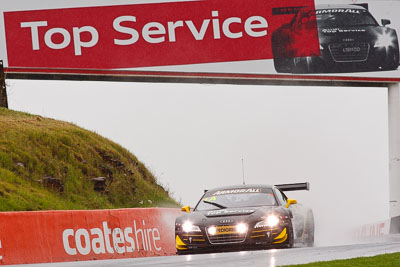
[175,226,290,253]
[294,44,399,73]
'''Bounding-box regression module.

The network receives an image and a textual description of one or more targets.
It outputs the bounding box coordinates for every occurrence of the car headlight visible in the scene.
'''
[255,215,280,228]
[267,215,280,227]
[374,30,396,48]
[207,226,217,235]
[236,223,248,234]
[182,221,201,232]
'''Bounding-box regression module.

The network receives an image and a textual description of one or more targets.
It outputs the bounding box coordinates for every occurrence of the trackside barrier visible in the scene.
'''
[390,216,400,234]
[354,219,390,238]
[0,208,181,265]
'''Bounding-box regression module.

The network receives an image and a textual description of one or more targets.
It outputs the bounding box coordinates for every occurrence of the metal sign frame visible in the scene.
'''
[4,67,394,88]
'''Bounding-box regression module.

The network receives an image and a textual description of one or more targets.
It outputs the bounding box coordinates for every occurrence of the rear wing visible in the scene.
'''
[352,3,368,10]
[275,182,310,192]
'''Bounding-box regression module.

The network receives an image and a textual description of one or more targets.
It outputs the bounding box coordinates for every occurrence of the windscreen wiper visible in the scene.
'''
[203,200,227,209]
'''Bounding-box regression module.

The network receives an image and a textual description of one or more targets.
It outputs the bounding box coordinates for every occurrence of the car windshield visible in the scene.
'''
[195,188,277,211]
[316,9,377,27]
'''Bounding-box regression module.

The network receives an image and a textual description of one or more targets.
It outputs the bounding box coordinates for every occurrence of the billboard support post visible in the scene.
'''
[0,60,8,109]
[389,82,400,233]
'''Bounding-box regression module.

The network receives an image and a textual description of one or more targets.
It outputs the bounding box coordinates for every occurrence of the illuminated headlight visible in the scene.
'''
[207,226,217,235]
[182,221,201,233]
[255,215,280,228]
[236,223,248,234]
[374,31,396,48]
[267,215,280,227]
[319,44,324,50]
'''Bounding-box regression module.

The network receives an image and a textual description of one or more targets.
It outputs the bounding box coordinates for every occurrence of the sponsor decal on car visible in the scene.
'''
[212,188,261,195]
[203,196,217,202]
[206,209,255,216]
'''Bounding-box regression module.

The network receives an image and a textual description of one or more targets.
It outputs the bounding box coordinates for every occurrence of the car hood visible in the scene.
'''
[190,206,279,219]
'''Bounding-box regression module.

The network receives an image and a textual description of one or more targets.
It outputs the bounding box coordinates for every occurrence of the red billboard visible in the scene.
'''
[4,0,318,69]
[1,0,400,83]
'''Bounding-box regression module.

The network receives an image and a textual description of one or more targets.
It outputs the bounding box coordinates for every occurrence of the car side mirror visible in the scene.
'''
[181,206,190,213]
[286,199,297,208]
[382,19,391,26]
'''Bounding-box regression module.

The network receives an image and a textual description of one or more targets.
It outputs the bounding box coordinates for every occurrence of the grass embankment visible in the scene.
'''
[0,108,178,211]
[285,252,400,267]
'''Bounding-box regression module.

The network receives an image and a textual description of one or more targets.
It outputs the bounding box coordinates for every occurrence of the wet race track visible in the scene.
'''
[17,235,400,267]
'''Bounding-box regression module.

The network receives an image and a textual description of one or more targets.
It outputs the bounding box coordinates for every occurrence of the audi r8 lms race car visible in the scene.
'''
[175,183,314,254]
[271,4,400,73]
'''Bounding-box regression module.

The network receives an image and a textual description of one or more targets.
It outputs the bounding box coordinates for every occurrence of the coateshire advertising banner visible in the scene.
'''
[1,0,400,82]
[0,208,180,265]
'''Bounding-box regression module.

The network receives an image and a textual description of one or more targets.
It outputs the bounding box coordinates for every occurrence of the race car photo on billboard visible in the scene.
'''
[271,4,400,73]
[175,183,314,254]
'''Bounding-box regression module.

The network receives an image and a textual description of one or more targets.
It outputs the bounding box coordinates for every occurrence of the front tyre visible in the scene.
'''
[285,223,295,248]
[304,210,315,247]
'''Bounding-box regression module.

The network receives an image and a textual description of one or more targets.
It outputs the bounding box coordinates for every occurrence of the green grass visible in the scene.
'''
[285,252,400,267]
[0,107,179,211]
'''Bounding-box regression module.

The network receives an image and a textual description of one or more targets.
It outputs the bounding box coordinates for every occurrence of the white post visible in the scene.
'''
[388,83,400,233]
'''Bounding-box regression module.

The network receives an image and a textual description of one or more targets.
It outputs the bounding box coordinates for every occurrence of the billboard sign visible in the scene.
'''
[0,208,180,265]
[1,0,400,83]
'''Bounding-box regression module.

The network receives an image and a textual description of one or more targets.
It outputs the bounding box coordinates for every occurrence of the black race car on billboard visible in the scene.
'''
[175,183,314,254]
[271,4,400,73]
